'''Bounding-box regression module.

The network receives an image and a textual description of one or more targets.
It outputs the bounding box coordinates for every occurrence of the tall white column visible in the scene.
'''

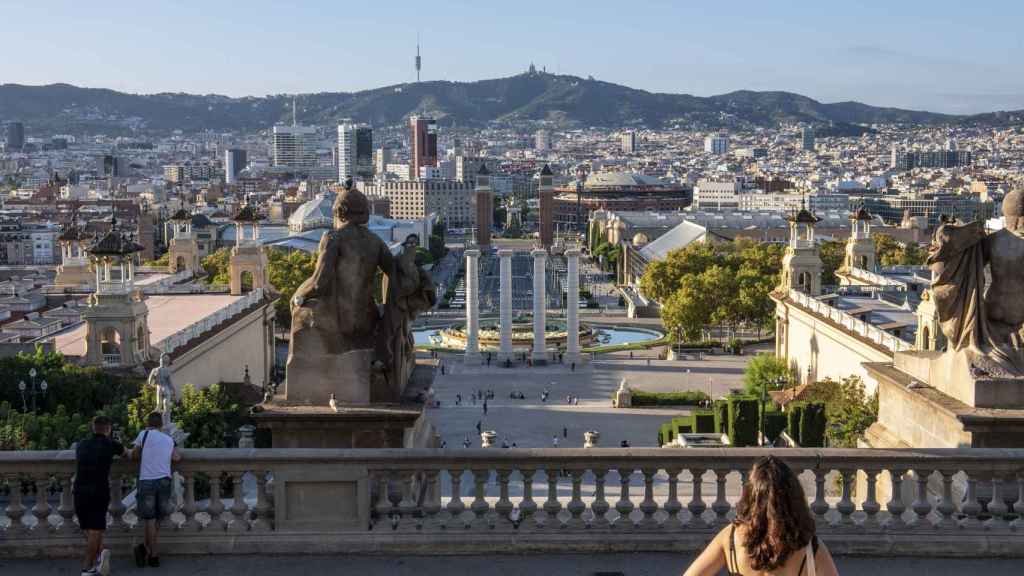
[464,249,481,365]
[531,248,547,364]
[565,247,582,364]
[498,248,513,362]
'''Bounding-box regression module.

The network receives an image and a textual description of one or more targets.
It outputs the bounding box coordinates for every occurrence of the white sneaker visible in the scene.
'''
[97,549,111,576]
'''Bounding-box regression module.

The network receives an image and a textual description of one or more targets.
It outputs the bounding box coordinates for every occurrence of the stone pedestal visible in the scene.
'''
[565,248,582,364]
[612,379,632,408]
[531,248,547,364]
[498,249,514,362]
[464,249,482,365]
[285,348,373,405]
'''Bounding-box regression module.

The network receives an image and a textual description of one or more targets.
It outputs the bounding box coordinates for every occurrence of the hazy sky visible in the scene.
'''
[2,0,1022,114]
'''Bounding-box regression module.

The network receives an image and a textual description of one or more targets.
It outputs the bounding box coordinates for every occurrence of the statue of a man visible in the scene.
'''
[147,353,176,426]
[929,187,1024,376]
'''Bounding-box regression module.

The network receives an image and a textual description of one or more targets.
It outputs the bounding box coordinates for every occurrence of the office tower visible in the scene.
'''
[621,131,637,154]
[474,164,493,247]
[410,115,438,179]
[704,132,729,155]
[801,127,815,152]
[338,123,375,182]
[5,122,24,151]
[362,179,475,226]
[98,155,125,178]
[374,147,392,176]
[224,148,247,184]
[272,125,318,168]
[535,130,550,152]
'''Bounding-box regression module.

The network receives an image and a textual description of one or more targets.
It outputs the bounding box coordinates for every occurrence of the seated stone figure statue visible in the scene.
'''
[928,187,1024,378]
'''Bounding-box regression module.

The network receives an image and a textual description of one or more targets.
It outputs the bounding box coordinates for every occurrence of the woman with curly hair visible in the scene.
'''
[683,456,839,576]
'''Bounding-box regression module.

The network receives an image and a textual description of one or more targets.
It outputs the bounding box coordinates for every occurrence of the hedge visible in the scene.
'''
[670,416,693,436]
[629,390,710,407]
[727,396,759,447]
[787,404,804,444]
[694,411,717,434]
[799,402,827,447]
[714,400,729,434]
[764,412,788,444]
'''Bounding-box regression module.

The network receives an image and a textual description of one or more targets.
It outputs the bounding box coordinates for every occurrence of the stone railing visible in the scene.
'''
[844,267,907,289]
[154,288,264,355]
[1,448,1023,558]
[788,290,912,353]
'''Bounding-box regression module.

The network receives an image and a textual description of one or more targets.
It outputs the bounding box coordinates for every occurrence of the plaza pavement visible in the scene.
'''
[6,553,1021,575]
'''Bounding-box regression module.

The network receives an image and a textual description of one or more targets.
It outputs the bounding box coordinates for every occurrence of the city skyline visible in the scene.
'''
[0,1,1022,114]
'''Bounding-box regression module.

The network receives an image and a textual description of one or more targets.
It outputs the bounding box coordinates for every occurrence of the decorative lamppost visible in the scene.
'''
[18,367,48,413]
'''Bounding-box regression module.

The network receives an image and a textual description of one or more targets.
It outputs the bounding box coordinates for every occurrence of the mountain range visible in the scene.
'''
[1,72,1021,135]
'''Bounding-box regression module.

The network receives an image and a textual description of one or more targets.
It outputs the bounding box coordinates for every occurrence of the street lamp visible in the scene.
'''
[18,368,48,412]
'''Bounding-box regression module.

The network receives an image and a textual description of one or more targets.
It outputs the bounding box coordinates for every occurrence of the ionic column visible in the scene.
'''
[498,248,513,362]
[565,248,582,364]
[464,249,482,365]
[531,248,547,364]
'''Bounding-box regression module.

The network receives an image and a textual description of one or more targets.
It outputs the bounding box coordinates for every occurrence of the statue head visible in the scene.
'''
[159,353,170,368]
[1003,187,1024,233]
[334,184,370,226]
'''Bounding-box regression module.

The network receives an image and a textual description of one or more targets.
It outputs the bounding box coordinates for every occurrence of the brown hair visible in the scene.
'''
[734,456,815,571]
[91,415,112,431]
[146,411,164,429]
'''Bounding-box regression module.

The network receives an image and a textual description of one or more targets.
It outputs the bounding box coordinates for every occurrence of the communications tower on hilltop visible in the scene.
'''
[415,35,422,83]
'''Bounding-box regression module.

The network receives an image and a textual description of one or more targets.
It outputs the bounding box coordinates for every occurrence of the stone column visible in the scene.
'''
[531,248,547,364]
[464,249,482,365]
[498,249,514,362]
[565,248,582,364]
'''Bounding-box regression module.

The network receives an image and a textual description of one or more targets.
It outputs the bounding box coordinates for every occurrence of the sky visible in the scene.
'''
[1,0,1023,114]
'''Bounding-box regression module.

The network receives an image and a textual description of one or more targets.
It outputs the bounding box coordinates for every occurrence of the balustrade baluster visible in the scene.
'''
[374,472,393,523]
[227,472,249,533]
[663,468,683,530]
[31,474,52,532]
[542,469,562,528]
[250,471,273,531]
[987,473,1010,531]
[886,469,907,528]
[5,475,27,534]
[911,470,934,529]
[961,472,982,529]
[639,468,658,529]
[935,470,956,529]
[565,469,586,529]
[206,473,226,531]
[614,468,634,528]
[56,474,76,534]
[421,470,442,530]
[107,474,126,531]
[688,468,707,528]
[861,469,881,529]
[470,469,490,529]
[836,469,855,527]
[180,473,201,531]
[518,469,538,529]
[396,470,419,530]
[1013,472,1024,530]
[446,469,466,529]
[711,469,731,526]
[811,469,830,526]
[590,469,610,528]
[493,470,513,527]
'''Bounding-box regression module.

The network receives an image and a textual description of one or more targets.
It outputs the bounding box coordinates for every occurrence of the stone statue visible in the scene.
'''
[285,181,435,404]
[928,187,1024,377]
[147,353,176,426]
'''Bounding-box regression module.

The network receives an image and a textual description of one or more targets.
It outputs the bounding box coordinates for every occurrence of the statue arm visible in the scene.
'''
[293,232,337,307]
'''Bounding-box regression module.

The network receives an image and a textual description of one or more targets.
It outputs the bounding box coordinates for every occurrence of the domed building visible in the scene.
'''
[288,192,336,233]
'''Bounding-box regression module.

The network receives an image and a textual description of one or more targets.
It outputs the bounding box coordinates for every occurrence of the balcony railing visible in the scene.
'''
[1,448,1023,557]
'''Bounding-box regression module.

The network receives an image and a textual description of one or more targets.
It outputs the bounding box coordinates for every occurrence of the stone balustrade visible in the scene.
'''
[2,448,1023,557]
[155,288,264,355]
[789,290,912,353]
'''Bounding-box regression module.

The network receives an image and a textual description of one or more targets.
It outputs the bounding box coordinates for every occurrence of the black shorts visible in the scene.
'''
[74,487,110,531]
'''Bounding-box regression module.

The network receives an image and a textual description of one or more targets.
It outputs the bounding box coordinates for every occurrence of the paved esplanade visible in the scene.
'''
[532,247,547,363]
[6,554,1021,575]
[498,248,513,362]
[565,247,581,364]
[464,248,481,365]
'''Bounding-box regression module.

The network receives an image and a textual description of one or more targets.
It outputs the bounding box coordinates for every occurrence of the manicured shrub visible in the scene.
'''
[764,412,788,444]
[714,400,729,434]
[787,403,804,444]
[799,402,827,447]
[727,396,759,447]
[630,390,710,407]
[694,411,716,434]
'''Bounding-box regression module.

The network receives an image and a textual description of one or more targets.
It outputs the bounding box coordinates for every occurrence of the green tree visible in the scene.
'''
[201,248,231,285]
[173,384,241,448]
[661,275,713,341]
[802,376,878,448]
[429,221,447,261]
[874,234,927,266]
[742,354,794,395]
[145,253,171,267]
[819,240,845,285]
[266,248,317,328]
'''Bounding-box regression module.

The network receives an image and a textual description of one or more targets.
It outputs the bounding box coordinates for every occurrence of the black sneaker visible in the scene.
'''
[148,556,160,568]
[134,544,147,568]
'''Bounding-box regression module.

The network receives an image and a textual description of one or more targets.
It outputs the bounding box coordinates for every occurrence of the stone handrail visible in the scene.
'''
[2,448,1023,557]
[845,267,907,289]
[788,290,912,353]
[155,288,264,355]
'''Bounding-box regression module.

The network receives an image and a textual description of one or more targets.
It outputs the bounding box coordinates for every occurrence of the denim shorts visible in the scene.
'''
[137,477,172,520]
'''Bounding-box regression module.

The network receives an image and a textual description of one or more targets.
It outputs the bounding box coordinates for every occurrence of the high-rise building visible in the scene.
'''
[704,132,729,155]
[362,179,475,227]
[272,125,318,168]
[374,147,392,177]
[801,128,815,152]
[410,115,438,179]
[5,122,24,151]
[224,148,247,184]
[890,146,972,171]
[535,130,550,152]
[621,131,637,154]
[98,155,126,178]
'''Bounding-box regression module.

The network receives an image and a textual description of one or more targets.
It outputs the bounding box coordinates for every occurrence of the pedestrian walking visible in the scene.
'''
[132,412,181,569]
[74,415,129,576]
[463,436,472,448]
[552,436,559,447]
[476,420,482,434]
[483,401,488,415]
[563,426,568,439]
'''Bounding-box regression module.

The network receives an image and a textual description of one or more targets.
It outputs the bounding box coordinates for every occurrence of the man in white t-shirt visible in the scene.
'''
[131,412,181,569]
